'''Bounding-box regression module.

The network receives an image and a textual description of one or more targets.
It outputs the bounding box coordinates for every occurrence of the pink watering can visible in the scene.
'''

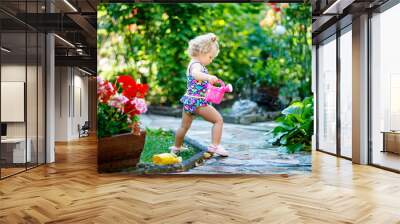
[205,80,233,104]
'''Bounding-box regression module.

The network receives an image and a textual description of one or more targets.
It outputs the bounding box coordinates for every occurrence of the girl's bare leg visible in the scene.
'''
[195,105,223,146]
[175,111,195,148]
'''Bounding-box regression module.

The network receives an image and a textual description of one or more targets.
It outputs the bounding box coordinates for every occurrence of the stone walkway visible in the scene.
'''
[141,114,311,175]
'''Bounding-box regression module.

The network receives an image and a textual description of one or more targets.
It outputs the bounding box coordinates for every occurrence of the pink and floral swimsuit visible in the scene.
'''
[180,61,211,114]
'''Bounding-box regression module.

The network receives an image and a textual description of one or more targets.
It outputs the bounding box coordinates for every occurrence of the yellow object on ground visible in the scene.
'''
[203,152,212,159]
[152,153,182,165]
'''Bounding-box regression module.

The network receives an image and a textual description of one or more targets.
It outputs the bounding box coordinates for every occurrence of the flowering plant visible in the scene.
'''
[97,75,149,138]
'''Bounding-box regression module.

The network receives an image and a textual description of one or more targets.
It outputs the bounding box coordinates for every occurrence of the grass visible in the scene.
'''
[139,128,200,164]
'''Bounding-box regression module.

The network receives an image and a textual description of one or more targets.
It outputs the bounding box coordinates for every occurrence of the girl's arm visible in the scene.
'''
[191,63,218,83]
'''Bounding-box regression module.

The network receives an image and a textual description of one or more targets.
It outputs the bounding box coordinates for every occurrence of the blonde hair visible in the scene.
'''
[187,33,220,58]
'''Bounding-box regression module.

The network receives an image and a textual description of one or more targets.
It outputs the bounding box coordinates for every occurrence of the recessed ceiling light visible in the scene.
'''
[1,47,11,53]
[323,0,355,15]
[63,0,78,12]
[54,34,75,48]
[78,67,92,76]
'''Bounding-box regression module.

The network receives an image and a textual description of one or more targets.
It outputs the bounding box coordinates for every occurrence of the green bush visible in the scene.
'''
[97,3,311,107]
[249,4,312,106]
[267,96,313,153]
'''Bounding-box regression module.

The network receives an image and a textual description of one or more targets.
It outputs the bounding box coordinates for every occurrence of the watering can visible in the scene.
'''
[205,80,233,104]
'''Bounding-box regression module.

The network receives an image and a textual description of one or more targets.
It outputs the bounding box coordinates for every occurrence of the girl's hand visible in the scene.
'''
[208,75,218,84]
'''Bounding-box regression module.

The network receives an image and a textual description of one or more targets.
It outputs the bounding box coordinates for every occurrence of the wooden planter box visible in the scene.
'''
[98,131,146,173]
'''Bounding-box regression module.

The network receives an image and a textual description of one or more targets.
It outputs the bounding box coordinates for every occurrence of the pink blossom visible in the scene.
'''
[107,82,113,90]
[133,98,147,114]
[108,94,129,110]
[97,76,104,85]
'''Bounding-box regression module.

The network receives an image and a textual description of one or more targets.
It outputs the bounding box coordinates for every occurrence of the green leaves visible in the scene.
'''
[98,3,311,106]
[282,101,303,116]
[97,103,131,138]
[286,144,305,154]
[268,96,313,153]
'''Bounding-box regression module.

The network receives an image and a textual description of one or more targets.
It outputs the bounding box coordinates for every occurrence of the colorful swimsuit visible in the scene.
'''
[180,61,211,114]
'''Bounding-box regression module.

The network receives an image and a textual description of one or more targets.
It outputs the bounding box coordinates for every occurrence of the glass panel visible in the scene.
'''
[371,5,400,171]
[1,23,27,178]
[38,32,45,165]
[0,1,46,178]
[26,0,39,169]
[340,29,352,158]
[312,45,317,150]
[27,30,38,169]
[317,37,337,154]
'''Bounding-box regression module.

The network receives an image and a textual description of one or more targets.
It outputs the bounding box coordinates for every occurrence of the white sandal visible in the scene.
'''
[207,144,229,157]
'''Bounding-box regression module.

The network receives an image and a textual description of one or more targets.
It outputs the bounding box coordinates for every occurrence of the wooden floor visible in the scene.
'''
[1,136,400,224]
[1,167,26,177]
[373,150,400,171]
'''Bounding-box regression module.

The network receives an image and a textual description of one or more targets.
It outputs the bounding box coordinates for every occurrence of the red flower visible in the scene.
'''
[124,100,140,117]
[117,75,136,88]
[122,86,138,99]
[136,83,149,98]
[98,80,116,103]
[117,75,148,99]
[273,7,281,12]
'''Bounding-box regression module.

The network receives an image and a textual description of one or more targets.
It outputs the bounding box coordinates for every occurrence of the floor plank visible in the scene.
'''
[1,135,400,223]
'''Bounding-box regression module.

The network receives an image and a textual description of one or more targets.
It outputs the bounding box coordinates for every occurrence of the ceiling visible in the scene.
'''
[312,0,390,44]
[0,0,98,75]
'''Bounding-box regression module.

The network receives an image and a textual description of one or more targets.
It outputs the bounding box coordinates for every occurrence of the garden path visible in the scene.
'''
[141,114,311,174]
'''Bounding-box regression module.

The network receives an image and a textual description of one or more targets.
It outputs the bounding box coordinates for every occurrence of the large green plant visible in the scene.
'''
[268,96,313,153]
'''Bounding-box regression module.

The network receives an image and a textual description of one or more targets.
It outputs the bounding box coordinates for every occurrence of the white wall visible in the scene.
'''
[54,67,89,141]
[55,66,69,141]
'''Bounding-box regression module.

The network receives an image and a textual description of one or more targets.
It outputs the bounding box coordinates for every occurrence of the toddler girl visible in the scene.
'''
[169,33,228,157]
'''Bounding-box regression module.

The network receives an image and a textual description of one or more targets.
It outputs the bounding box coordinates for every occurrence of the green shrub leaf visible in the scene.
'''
[268,97,313,153]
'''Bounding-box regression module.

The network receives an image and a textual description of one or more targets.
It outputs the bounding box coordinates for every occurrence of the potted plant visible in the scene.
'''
[97,75,149,173]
